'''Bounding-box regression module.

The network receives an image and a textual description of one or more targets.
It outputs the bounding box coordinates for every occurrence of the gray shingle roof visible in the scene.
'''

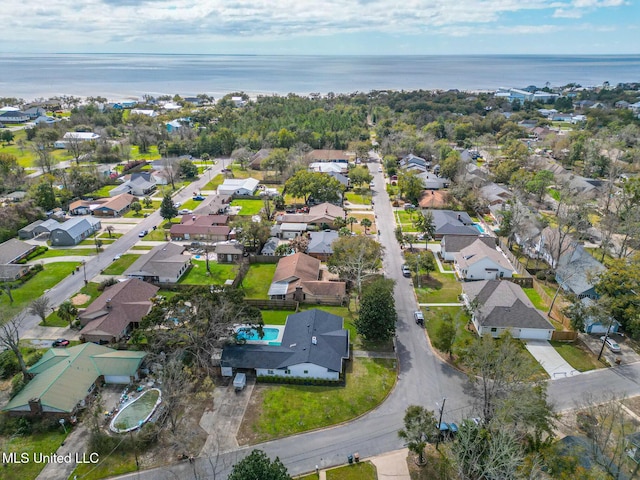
[556,243,606,296]
[221,309,349,372]
[0,239,36,264]
[426,210,478,237]
[307,231,339,255]
[125,242,189,279]
[442,235,495,254]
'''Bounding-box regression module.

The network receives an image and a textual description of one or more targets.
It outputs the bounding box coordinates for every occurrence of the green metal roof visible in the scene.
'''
[4,344,146,413]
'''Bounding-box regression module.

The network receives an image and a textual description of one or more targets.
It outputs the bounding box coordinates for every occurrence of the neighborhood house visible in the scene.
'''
[50,217,102,246]
[125,242,191,284]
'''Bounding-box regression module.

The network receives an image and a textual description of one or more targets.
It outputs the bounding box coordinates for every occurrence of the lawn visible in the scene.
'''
[326,462,377,480]
[522,288,549,311]
[102,254,140,275]
[424,306,474,360]
[130,144,161,160]
[230,164,264,180]
[0,262,80,318]
[240,357,396,443]
[79,238,115,246]
[179,260,236,285]
[2,429,70,480]
[260,309,296,325]
[239,263,278,298]
[41,309,69,327]
[202,173,225,191]
[414,269,462,304]
[86,185,117,198]
[123,200,160,218]
[349,213,377,235]
[99,232,123,239]
[177,198,202,211]
[36,248,97,258]
[550,340,603,372]
[142,229,170,241]
[344,191,372,205]
[231,198,264,216]
[70,450,138,480]
[72,282,102,308]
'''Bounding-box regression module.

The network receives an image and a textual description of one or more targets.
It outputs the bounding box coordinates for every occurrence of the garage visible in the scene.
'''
[519,328,553,341]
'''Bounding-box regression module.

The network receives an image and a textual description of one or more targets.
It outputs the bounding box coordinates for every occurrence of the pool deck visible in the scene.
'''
[234,324,285,345]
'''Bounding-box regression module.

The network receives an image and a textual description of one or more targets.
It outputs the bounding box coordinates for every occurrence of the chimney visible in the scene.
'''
[457,214,462,222]
[106,299,112,309]
[28,398,43,415]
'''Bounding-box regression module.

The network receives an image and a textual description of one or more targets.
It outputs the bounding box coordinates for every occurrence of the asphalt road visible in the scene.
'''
[14,163,223,339]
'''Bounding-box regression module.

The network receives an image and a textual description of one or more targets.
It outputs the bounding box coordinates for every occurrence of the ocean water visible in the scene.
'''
[1,54,639,100]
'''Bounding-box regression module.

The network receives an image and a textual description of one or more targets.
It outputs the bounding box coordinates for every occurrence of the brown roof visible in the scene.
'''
[301,280,346,297]
[418,190,448,209]
[309,202,345,219]
[99,193,136,212]
[273,253,320,284]
[170,215,231,237]
[306,150,354,162]
[181,214,228,225]
[79,279,158,341]
[69,199,91,211]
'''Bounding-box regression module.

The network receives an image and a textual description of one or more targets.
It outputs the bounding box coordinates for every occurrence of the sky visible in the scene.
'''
[2,0,639,55]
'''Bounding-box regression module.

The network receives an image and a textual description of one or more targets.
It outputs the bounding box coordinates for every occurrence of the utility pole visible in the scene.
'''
[435,397,446,450]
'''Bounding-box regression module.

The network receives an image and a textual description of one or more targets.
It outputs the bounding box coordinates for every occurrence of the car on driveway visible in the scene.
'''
[138,230,148,238]
[402,264,411,277]
[600,336,621,353]
[193,195,205,201]
[414,311,425,325]
[52,338,69,348]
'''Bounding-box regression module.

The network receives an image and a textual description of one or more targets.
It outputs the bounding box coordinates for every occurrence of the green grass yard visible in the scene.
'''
[243,357,395,443]
[2,429,70,480]
[70,450,138,480]
[260,309,295,325]
[522,288,549,311]
[326,462,377,480]
[178,260,236,285]
[344,191,372,205]
[36,248,96,259]
[424,306,474,362]
[86,185,117,198]
[1,262,79,318]
[239,263,278,298]
[72,282,102,308]
[550,340,603,372]
[415,269,462,304]
[202,174,225,191]
[231,198,264,216]
[102,254,140,275]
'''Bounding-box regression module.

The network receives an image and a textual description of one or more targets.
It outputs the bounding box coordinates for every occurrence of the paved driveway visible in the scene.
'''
[525,340,579,379]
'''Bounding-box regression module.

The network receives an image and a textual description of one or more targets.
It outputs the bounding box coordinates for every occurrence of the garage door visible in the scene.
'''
[104,375,131,384]
[520,328,552,340]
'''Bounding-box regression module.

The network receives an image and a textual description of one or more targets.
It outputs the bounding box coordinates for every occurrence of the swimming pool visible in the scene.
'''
[473,224,485,234]
[234,325,284,345]
[110,388,162,433]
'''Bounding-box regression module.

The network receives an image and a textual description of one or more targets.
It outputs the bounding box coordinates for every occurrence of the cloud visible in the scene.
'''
[0,0,633,52]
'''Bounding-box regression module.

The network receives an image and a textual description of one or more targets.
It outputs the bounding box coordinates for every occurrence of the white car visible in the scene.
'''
[378,167,383,172]
[173,201,181,208]
[179,208,192,214]
[600,336,621,353]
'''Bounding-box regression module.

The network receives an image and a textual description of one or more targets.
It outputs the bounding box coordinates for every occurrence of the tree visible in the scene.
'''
[355,277,396,341]
[57,301,78,328]
[28,296,51,324]
[233,218,271,251]
[414,210,435,247]
[439,150,462,181]
[285,170,344,205]
[178,158,198,179]
[349,165,373,188]
[261,196,275,221]
[65,134,88,166]
[30,180,57,211]
[398,405,437,465]
[95,237,103,254]
[231,147,253,170]
[130,201,142,216]
[432,313,457,358]
[346,216,358,232]
[360,218,372,234]
[142,196,153,208]
[404,251,436,279]
[398,170,424,204]
[274,243,292,256]
[525,170,554,202]
[263,148,289,181]
[0,314,31,382]
[328,235,383,301]
[228,449,291,480]
[1,129,14,145]
[160,193,178,221]
[105,225,115,238]
[289,235,309,253]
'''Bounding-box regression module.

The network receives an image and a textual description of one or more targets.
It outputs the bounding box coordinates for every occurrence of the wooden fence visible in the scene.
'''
[498,238,532,278]
[532,279,573,330]
[248,255,281,264]
[245,299,298,310]
[505,277,533,288]
[551,330,578,342]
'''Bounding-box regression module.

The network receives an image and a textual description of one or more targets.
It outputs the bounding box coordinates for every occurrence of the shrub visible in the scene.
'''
[0,416,32,436]
[11,374,26,398]
[98,277,118,292]
[0,350,19,379]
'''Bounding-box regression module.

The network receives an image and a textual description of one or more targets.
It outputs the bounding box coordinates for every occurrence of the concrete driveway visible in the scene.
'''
[580,333,640,366]
[525,340,580,378]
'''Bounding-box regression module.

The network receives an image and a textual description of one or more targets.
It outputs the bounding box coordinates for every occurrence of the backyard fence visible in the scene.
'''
[551,330,578,342]
[244,299,298,310]
[498,238,532,278]
[532,279,573,330]
[248,255,281,264]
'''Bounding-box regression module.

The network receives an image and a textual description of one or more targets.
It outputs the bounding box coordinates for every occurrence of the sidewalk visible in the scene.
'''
[315,448,411,479]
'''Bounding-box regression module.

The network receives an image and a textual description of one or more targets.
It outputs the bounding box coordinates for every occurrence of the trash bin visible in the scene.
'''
[354,453,360,463]
[347,455,353,464]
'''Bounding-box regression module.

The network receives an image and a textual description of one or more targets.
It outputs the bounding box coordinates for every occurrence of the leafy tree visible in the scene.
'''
[1,130,14,145]
[274,243,292,256]
[349,165,373,188]
[285,170,344,205]
[398,170,424,204]
[30,181,57,211]
[130,201,142,216]
[360,217,372,234]
[228,449,291,480]
[414,210,436,247]
[404,251,436,279]
[95,237,103,253]
[263,148,289,181]
[328,235,383,301]
[28,296,51,323]
[57,301,78,328]
[431,313,457,358]
[160,193,178,221]
[439,150,462,181]
[355,277,396,341]
[525,170,554,202]
[398,405,437,465]
[142,196,153,208]
[233,218,271,251]
[178,159,198,179]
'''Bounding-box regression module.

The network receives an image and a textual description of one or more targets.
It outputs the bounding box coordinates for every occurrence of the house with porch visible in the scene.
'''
[221,309,349,381]
[50,217,101,246]
[169,214,231,241]
[425,209,479,240]
[462,280,554,340]
[2,344,146,418]
[275,202,346,230]
[110,173,157,197]
[454,238,514,281]
[440,235,496,262]
[124,243,190,284]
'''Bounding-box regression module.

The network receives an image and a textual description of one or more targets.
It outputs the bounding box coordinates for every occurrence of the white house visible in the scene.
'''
[454,238,514,281]
[462,280,555,340]
[221,309,349,381]
[54,131,100,148]
[441,235,496,262]
[218,178,260,196]
[130,109,158,117]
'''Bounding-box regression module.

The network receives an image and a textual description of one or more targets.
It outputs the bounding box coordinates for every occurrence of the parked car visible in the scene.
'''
[402,264,411,277]
[193,195,205,201]
[369,181,375,188]
[179,209,192,214]
[378,167,383,172]
[414,311,425,325]
[600,336,621,353]
[403,203,416,210]
[138,230,148,237]
[52,338,70,348]
[113,254,121,261]
[173,201,181,208]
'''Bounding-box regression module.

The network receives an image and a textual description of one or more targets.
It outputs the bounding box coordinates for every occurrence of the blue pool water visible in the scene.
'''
[237,327,280,342]
[473,224,485,233]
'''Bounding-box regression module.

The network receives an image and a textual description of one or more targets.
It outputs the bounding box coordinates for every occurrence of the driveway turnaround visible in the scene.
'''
[525,340,579,378]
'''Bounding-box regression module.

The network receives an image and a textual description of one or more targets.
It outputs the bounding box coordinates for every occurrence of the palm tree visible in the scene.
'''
[346,216,358,232]
[360,218,372,235]
[106,226,115,238]
[57,301,78,328]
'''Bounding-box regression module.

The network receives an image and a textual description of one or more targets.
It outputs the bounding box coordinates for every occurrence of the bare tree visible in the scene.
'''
[162,156,181,190]
[66,134,87,166]
[550,185,590,268]
[231,147,252,170]
[261,196,275,221]
[0,314,31,382]
[31,143,54,174]
[156,351,191,434]
[28,296,52,323]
